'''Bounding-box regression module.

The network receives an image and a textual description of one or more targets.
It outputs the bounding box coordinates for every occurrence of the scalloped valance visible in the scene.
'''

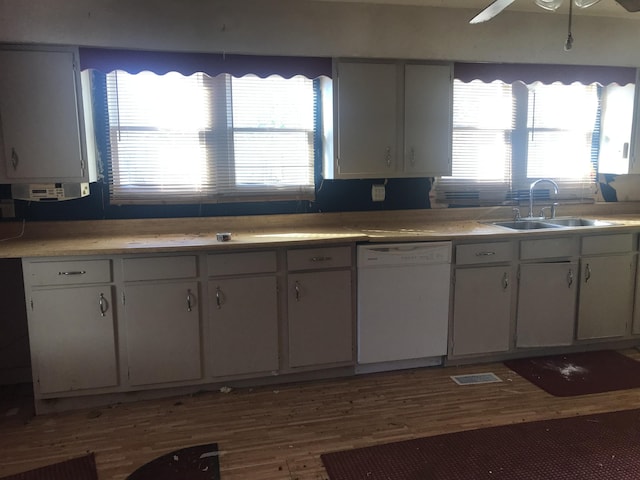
[79,47,332,79]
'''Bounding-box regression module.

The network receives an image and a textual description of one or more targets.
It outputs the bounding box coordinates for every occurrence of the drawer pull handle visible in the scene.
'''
[58,270,86,276]
[187,289,195,312]
[310,256,332,262]
[475,251,496,257]
[98,293,108,317]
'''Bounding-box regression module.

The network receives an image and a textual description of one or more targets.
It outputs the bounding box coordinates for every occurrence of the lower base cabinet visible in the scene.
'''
[29,286,118,394]
[208,276,279,377]
[452,266,512,357]
[124,281,202,386]
[516,262,577,348]
[287,269,353,368]
[577,254,634,340]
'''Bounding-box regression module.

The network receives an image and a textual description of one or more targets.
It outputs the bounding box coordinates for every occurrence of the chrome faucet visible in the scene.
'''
[528,178,559,219]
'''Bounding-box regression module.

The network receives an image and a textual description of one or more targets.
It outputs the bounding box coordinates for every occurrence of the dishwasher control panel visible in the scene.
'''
[358,242,452,266]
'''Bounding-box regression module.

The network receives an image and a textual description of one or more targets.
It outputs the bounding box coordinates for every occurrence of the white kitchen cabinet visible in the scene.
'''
[451,241,514,357]
[332,59,452,179]
[0,46,93,183]
[516,236,579,348]
[451,265,513,357]
[23,258,118,395]
[207,251,279,377]
[577,234,634,340]
[516,262,577,348]
[122,256,201,386]
[287,247,353,368]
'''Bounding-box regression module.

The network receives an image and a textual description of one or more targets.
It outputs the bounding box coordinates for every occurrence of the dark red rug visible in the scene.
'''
[127,443,220,480]
[0,454,97,480]
[321,408,640,480]
[504,350,640,396]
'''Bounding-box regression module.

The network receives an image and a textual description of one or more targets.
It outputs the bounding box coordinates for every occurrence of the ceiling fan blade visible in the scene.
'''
[615,0,640,11]
[470,0,517,23]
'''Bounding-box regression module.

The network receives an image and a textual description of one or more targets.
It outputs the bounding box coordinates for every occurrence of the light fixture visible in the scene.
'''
[574,0,602,7]
[534,0,564,11]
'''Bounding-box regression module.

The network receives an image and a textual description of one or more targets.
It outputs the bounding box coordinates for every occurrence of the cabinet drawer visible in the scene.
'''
[27,259,112,286]
[287,246,352,271]
[520,237,578,260]
[123,255,197,281]
[581,233,633,255]
[455,242,512,265]
[207,251,277,276]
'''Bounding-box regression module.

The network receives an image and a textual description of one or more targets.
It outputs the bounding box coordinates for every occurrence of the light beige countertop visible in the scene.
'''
[2,203,640,258]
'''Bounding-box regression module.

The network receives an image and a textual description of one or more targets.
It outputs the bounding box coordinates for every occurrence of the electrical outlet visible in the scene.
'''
[0,199,15,218]
[371,184,385,202]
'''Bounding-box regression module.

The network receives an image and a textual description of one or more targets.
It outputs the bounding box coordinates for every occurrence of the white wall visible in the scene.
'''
[0,0,639,67]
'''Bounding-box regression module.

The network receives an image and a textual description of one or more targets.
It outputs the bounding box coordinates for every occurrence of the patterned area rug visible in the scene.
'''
[0,454,97,480]
[321,409,640,480]
[127,443,220,480]
[504,350,640,396]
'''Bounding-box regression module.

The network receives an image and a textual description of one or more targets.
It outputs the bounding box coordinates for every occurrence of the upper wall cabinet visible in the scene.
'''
[329,59,452,179]
[0,45,95,184]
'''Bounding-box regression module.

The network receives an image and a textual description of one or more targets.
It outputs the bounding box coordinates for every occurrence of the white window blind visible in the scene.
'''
[104,70,316,204]
[437,80,514,206]
[436,79,614,207]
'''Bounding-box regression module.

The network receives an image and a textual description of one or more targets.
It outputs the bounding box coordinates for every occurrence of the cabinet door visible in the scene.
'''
[404,64,452,176]
[336,61,397,178]
[209,276,279,377]
[29,286,117,394]
[0,48,86,182]
[517,262,577,348]
[125,281,201,386]
[452,266,512,356]
[577,255,634,340]
[288,270,353,368]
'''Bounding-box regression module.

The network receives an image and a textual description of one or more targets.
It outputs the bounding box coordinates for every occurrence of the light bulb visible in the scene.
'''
[535,0,564,11]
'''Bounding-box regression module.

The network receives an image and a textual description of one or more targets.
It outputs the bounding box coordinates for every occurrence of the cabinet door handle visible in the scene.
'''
[502,272,509,290]
[475,251,496,257]
[58,270,86,276]
[567,268,574,288]
[410,147,416,166]
[585,264,591,283]
[98,293,108,317]
[11,148,19,170]
[187,289,195,312]
[215,286,223,309]
[385,146,392,167]
[294,281,301,302]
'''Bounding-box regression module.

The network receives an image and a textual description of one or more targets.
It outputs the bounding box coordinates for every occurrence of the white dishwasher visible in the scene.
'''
[357,241,452,370]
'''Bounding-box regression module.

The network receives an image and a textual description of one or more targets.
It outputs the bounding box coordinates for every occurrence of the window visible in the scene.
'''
[99,70,319,204]
[436,77,634,207]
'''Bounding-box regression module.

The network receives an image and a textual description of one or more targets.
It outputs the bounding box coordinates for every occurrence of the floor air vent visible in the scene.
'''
[450,372,502,385]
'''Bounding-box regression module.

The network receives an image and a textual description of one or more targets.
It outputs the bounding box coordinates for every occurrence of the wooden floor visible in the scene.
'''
[3,350,640,480]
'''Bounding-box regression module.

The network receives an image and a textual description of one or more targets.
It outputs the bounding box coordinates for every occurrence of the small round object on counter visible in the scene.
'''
[216,232,232,242]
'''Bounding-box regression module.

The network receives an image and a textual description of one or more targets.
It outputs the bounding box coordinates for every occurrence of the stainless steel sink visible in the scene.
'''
[490,217,615,231]
[492,220,561,230]
[542,217,613,227]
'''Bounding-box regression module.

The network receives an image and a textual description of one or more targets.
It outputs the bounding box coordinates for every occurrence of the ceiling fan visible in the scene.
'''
[470,0,640,50]
[470,0,640,25]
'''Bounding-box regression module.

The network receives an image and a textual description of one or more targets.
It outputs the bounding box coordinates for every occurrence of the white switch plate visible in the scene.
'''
[371,184,385,202]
